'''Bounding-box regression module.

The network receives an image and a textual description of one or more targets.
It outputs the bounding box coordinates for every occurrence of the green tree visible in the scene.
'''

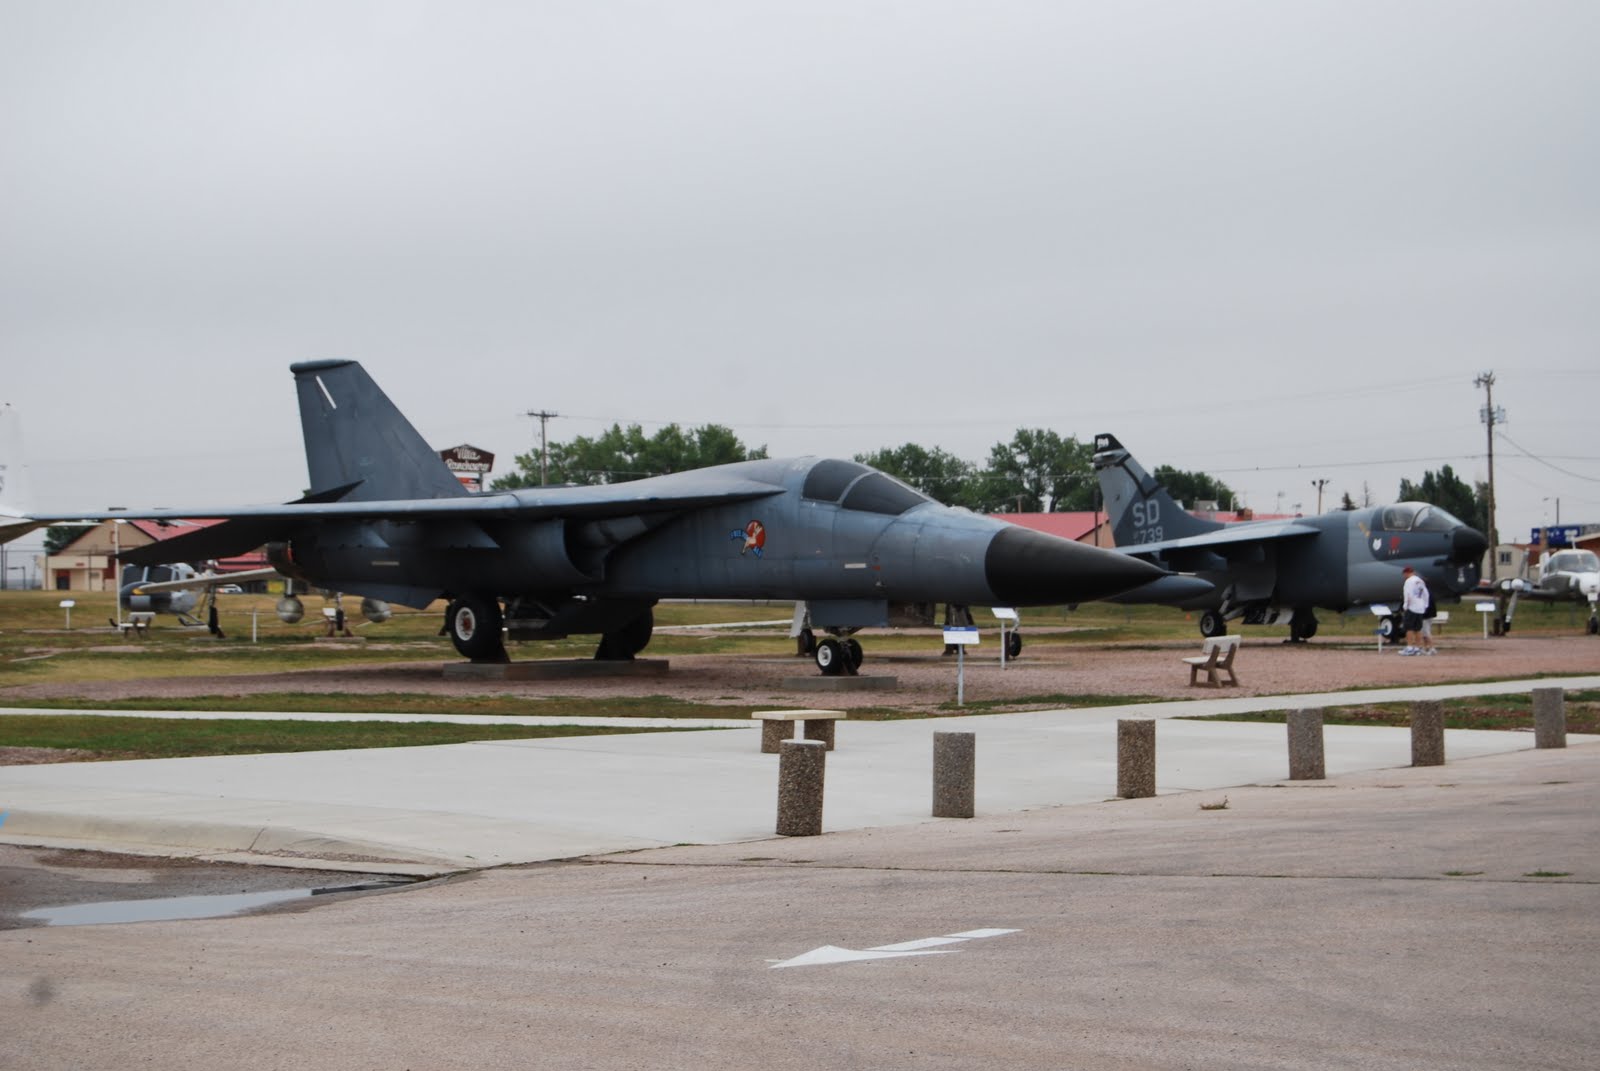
[975,429,1096,513]
[491,424,766,489]
[1151,465,1236,512]
[1397,465,1488,533]
[43,525,82,554]
[1339,491,1358,511]
[854,444,979,508]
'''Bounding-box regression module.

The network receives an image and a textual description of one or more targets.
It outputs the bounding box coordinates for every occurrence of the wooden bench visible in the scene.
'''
[1183,634,1240,687]
[752,709,847,753]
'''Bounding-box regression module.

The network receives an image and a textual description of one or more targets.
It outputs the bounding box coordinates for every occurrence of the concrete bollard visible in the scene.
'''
[1532,687,1567,749]
[1117,719,1156,799]
[1287,709,1326,780]
[776,739,826,836]
[932,731,976,818]
[1411,700,1445,767]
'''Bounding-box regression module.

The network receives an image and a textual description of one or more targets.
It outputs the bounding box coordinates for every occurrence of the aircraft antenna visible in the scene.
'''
[525,409,560,486]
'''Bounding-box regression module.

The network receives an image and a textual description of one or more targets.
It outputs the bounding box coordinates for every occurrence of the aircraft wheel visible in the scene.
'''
[1290,611,1318,642]
[596,609,654,661]
[1377,615,1397,642]
[796,627,816,657]
[844,638,864,672]
[1006,631,1024,659]
[449,595,506,662]
[1587,616,1598,636]
[1199,611,1227,638]
[815,638,846,676]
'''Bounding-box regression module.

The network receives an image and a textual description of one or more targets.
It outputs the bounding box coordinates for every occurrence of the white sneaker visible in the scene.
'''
[1423,648,1437,656]
[1399,647,1416,655]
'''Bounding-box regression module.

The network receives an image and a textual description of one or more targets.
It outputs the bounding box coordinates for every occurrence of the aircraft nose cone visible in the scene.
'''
[984,526,1166,605]
[1451,526,1489,565]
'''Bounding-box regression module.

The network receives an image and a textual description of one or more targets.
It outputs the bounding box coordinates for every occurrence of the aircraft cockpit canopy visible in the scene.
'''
[801,459,932,516]
[1546,549,1599,574]
[123,564,177,585]
[1377,502,1467,533]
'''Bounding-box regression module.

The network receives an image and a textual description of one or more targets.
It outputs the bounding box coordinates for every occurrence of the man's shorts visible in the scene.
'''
[1402,610,1424,632]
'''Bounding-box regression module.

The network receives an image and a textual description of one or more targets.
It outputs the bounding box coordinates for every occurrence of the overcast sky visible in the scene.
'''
[3,1,1596,556]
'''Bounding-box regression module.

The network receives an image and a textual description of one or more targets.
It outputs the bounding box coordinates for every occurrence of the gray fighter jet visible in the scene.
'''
[17,362,1163,669]
[1091,433,1489,641]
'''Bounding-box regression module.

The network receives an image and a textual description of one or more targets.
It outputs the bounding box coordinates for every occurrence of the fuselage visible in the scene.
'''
[270,457,1162,613]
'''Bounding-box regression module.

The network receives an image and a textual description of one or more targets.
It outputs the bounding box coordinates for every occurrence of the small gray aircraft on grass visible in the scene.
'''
[1490,547,1600,635]
[15,361,1163,669]
[1090,433,1489,641]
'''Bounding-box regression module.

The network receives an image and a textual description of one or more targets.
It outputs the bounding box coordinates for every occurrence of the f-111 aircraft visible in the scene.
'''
[1490,547,1600,635]
[16,362,1163,669]
[1091,433,1489,641]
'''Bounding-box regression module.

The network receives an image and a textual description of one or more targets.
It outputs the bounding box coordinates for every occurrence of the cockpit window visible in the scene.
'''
[802,459,871,503]
[1379,502,1464,532]
[1549,550,1599,573]
[840,472,930,516]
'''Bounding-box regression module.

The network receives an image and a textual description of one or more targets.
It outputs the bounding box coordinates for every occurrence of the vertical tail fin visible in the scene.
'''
[290,360,468,501]
[1091,433,1223,547]
[0,404,40,543]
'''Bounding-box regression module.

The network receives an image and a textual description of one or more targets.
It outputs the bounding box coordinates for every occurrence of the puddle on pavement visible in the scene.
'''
[21,880,414,927]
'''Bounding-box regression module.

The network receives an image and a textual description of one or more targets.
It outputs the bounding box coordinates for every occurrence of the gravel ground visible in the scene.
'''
[3,630,1597,717]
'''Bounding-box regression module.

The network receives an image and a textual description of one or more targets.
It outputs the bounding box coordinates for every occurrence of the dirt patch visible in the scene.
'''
[2,632,1596,720]
[0,747,98,765]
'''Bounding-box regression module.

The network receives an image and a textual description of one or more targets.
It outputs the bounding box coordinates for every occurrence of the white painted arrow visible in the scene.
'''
[770,928,1020,969]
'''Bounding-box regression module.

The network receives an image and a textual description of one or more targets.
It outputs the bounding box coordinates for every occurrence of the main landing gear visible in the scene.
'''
[796,625,864,676]
[445,595,508,663]
[814,636,865,677]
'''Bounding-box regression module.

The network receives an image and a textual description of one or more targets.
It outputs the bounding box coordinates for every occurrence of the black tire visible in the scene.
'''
[1006,631,1023,659]
[796,627,816,657]
[815,638,845,676]
[1587,616,1598,636]
[1290,611,1318,642]
[844,638,863,671]
[596,609,654,661]
[1377,615,1397,641]
[1199,611,1227,638]
[449,594,506,662]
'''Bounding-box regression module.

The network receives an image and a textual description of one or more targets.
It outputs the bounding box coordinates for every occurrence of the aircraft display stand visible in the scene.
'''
[442,659,670,681]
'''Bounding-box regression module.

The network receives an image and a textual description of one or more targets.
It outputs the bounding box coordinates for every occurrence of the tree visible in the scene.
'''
[43,525,82,554]
[1339,491,1358,511]
[1397,465,1488,534]
[854,444,979,508]
[491,424,766,489]
[1151,465,1236,512]
[975,429,1096,512]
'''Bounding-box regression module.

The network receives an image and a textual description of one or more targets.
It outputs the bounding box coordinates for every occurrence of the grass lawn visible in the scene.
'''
[1182,689,1600,734]
[0,713,697,761]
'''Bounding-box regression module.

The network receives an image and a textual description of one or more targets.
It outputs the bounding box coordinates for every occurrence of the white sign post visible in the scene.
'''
[1369,604,1391,653]
[59,598,75,629]
[991,608,1018,669]
[942,626,980,705]
[1476,601,1496,639]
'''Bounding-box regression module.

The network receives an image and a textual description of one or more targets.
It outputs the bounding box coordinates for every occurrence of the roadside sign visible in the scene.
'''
[942,626,980,645]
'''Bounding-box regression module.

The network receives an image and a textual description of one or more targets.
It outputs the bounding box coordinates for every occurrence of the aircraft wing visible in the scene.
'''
[1115,520,1320,559]
[129,566,283,595]
[26,477,789,567]
[25,476,786,527]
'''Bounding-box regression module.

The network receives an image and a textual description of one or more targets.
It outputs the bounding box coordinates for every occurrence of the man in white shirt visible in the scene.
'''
[1400,565,1433,655]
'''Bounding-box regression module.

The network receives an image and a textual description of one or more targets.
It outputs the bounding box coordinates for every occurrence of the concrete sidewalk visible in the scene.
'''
[1,675,1595,873]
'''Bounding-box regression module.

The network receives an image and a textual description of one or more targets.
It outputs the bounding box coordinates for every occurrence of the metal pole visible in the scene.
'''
[1475,371,1499,583]
[526,409,559,485]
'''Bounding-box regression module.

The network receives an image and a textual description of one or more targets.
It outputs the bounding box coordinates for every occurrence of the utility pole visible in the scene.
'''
[1311,478,1329,514]
[1475,371,1503,583]
[525,409,559,486]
